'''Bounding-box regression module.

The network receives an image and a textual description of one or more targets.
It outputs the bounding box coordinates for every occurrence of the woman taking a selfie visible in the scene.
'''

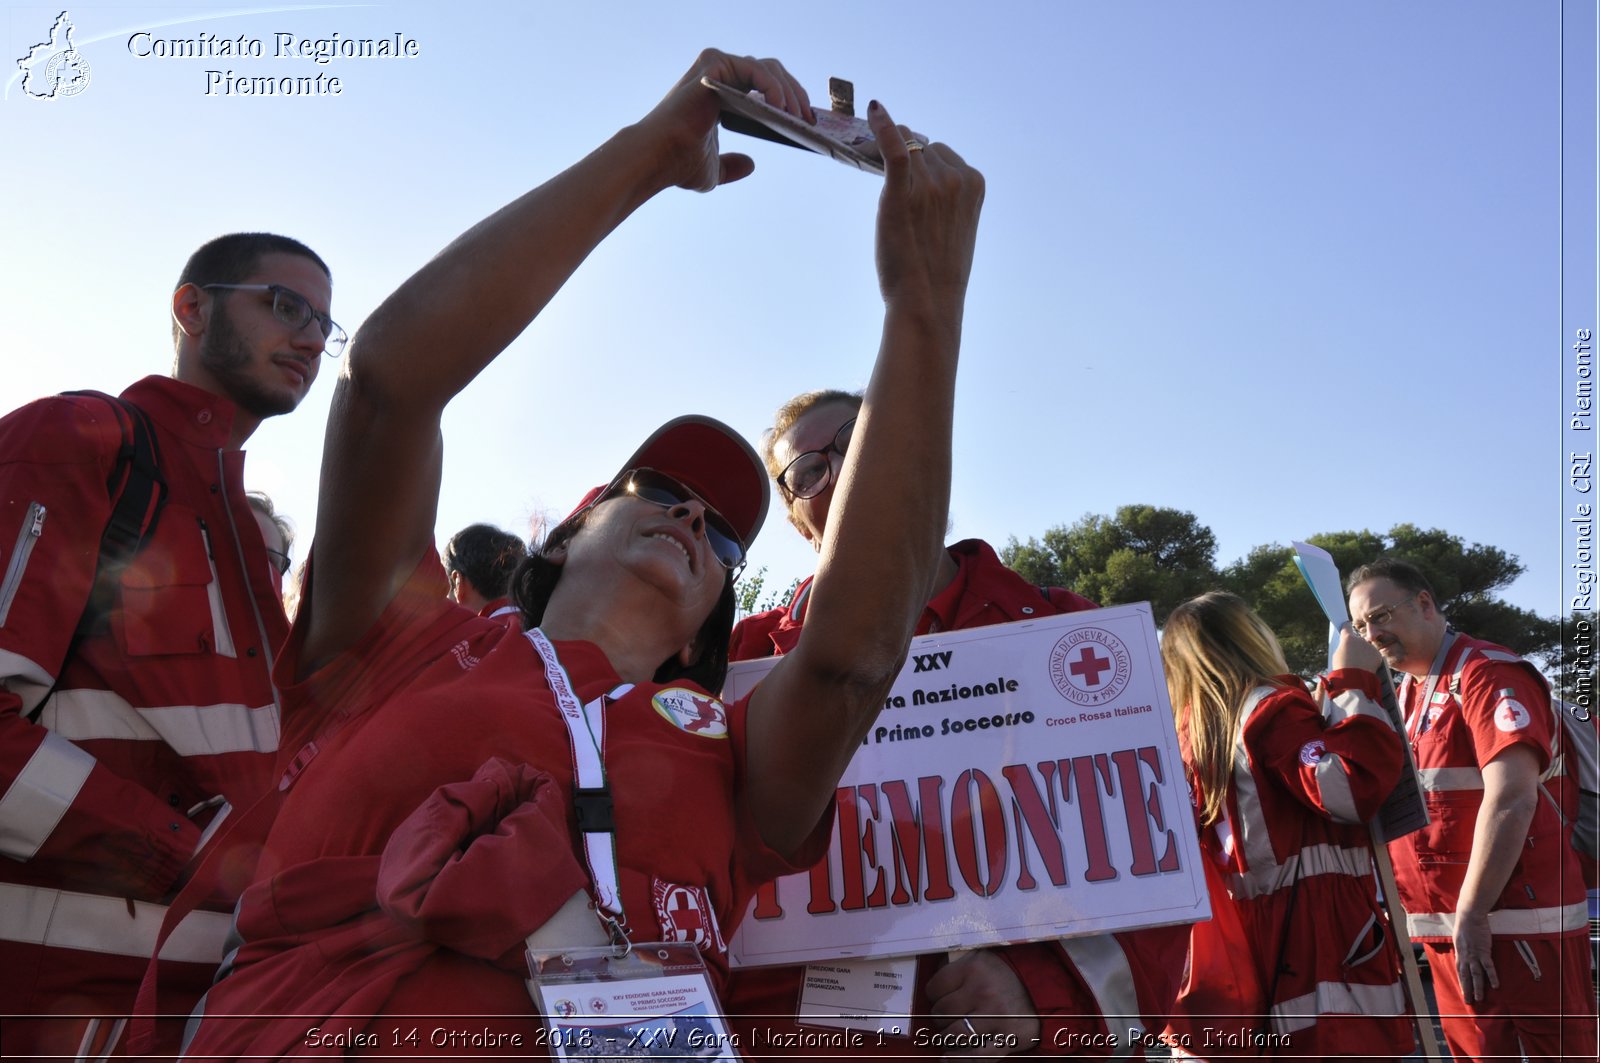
[174,49,984,1058]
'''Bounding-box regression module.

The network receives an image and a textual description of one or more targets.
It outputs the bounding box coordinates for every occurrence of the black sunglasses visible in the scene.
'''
[621,468,746,573]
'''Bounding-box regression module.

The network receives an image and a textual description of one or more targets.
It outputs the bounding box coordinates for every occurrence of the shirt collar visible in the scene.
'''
[122,375,238,449]
[922,543,974,633]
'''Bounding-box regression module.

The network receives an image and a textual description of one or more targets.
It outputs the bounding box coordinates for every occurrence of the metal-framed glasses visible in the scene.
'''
[203,283,348,357]
[620,468,747,574]
[1351,594,1417,637]
[265,548,291,577]
[777,417,856,500]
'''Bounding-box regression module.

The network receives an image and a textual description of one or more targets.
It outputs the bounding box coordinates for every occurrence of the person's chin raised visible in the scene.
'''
[643,529,696,574]
[272,356,312,392]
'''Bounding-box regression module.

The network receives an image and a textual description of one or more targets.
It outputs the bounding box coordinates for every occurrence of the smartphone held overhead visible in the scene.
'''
[702,76,929,176]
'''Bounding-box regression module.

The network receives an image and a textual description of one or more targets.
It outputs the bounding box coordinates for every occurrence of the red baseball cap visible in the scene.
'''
[554,415,768,555]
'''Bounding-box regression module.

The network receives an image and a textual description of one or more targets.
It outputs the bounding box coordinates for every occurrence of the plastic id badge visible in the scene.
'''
[796,955,916,1036]
[527,942,740,1061]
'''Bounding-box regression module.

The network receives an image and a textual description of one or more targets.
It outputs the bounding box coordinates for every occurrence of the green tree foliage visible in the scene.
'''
[735,566,804,620]
[1003,510,1564,685]
[735,566,767,618]
[1002,505,1219,623]
[765,576,802,614]
[1221,524,1561,677]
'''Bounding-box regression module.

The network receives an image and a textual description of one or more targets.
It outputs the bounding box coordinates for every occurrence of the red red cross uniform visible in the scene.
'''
[726,539,1189,1059]
[0,378,288,1057]
[1162,673,1414,1059]
[1388,631,1596,1063]
[179,552,827,1060]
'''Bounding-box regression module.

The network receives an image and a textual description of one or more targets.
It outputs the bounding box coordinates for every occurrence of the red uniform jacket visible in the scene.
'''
[1164,673,1413,1058]
[180,553,828,1060]
[1388,630,1586,942]
[0,377,286,1019]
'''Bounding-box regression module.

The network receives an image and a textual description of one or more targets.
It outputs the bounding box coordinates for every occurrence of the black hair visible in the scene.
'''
[172,232,331,348]
[510,509,738,693]
[444,523,528,599]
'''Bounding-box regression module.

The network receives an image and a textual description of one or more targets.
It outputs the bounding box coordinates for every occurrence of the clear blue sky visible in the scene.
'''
[1,1,1585,623]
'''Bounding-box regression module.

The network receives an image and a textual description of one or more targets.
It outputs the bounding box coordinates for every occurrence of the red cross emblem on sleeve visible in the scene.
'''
[1493,696,1531,733]
[652,879,726,954]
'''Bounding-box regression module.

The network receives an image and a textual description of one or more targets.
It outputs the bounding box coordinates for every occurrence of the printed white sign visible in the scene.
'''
[723,604,1209,968]
[796,955,916,1034]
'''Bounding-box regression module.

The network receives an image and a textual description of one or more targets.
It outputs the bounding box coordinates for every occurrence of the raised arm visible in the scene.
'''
[299,51,813,674]
[746,104,985,854]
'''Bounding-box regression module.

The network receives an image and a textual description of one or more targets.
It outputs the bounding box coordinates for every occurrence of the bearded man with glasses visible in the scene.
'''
[1346,557,1595,1063]
[0,231,338,1057]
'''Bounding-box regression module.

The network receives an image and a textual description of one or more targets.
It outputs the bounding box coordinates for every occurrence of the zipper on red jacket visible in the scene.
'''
[195,516,239,658]
[279,740,319,791]
[0,502,46,627]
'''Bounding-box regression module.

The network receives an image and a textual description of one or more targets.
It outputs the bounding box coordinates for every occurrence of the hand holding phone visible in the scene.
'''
[702,76,929,175]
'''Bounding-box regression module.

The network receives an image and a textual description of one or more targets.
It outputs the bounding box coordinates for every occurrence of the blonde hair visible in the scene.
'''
[1161,591,1293,827]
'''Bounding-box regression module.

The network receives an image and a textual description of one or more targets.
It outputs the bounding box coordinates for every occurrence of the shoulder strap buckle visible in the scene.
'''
[572,786,615,832]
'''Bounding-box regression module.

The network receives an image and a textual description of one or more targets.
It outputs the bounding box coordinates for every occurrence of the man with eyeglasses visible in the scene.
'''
[725,389,1188,1060]
[0,231,340,1057]
[248,490,297,596]
[1346,558,1594,1063]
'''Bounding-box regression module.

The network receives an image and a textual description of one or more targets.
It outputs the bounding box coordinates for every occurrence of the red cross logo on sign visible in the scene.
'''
[1048,625,1134,707]
[1068,647,1112,686]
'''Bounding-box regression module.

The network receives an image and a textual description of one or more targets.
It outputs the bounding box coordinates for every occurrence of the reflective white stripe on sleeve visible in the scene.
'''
[1479,650,1523,664]
[1269,979,1406,1034]
[0,732,95,859]
[1227,842,1372,900]
[1324,688,1391,726]
[0,882,231,964]
[1061,934,1143,1059]
[1415,766,1484,792]
[1229,688,1377,896]
[1227,689,1278,878]
[1406,901,1589,939]
[34,688,280,755]
[0,646,56,714]
[1314,752,1361,824]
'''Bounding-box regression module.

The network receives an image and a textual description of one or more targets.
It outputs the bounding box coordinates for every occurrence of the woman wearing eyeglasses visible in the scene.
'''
[723,389,1189,1060]
[1157,591,1414,1060]
[170,50,984,1059]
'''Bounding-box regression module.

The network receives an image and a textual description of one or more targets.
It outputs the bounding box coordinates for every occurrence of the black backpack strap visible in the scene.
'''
[27,392,167,722]
[62,391,168,635]
[82,392,167,579]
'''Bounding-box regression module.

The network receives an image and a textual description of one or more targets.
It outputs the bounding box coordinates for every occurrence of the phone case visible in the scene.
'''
[702,77,928,176]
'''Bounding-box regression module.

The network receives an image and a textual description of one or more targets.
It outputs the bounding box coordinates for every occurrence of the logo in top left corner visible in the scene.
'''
[16,11,91,100]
